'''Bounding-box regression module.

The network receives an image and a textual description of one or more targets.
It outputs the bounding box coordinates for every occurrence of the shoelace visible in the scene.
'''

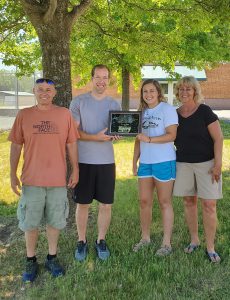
[77,241,86,252]
[48,258,60,270]
[98,241,106,251]
[25,261,36,271]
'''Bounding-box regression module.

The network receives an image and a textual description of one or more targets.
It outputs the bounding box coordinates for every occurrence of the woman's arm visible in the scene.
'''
[133,137,140,175]
[137,124,178,144]
[208,120,223,183]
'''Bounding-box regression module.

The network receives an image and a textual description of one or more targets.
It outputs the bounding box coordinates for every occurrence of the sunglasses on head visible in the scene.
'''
[35,78,55,85]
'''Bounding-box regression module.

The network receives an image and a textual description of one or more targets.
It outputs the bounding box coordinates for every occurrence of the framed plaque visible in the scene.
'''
[108,111,142,136]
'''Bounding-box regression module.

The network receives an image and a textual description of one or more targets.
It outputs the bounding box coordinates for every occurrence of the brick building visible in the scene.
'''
[200,63,230,109]
[72,63,230,110]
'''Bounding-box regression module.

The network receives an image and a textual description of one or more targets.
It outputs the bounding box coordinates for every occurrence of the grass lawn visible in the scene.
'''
[0,121,230,300]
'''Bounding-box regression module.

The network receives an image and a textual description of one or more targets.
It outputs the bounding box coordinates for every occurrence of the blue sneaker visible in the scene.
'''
[45,257,64,277]
[75,240,88,261]
[95,240,110,260]
[22,260,39,283]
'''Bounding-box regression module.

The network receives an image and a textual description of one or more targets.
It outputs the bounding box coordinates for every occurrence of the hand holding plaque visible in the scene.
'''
[108,111,142,136]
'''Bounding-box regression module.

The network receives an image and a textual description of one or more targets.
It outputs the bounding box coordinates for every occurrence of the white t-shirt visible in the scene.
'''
[140,102,178,164]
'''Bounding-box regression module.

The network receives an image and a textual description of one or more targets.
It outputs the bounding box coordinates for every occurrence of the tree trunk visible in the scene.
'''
[121,67,130,111]
[19,0,92,108]
[38,26,72,108]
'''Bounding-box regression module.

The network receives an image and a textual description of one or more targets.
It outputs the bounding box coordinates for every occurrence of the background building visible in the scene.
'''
[72,63,230,110]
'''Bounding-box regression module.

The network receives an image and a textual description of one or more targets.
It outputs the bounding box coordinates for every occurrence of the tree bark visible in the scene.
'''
[19,0,92,107]
[38,25,72,108]
[121,67,130,111]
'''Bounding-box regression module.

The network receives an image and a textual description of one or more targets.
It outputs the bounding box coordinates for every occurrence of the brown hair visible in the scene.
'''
[91,64,111,78]
[138,79,165,111]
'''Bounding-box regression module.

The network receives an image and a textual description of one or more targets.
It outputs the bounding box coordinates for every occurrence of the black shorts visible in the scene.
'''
[73,163,116,204]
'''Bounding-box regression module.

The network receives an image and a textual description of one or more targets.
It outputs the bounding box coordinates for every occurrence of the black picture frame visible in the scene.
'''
[108,111,142,136]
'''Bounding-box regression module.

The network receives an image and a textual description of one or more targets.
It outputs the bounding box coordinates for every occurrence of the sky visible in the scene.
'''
[0,59,16,71]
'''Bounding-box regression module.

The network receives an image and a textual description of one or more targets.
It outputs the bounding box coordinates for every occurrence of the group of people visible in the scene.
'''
[9,64,223,283]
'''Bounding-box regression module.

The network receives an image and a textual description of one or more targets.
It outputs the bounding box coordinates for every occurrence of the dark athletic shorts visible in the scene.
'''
[73,163,116,204]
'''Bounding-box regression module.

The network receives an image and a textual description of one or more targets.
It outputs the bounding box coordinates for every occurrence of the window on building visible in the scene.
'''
[173,83,180,106]
[161,83,168,94]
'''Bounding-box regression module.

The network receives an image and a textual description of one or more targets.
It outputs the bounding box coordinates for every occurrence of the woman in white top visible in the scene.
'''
[133,79,178,256]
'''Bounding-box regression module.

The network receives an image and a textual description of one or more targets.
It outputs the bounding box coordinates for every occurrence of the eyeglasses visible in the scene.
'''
[35,78,55,85]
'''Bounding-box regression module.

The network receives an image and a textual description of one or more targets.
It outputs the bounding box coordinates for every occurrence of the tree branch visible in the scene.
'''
[19,0,44,13]
[0,18,27,34]
[82,17,124,41]
[122,0,189,13]
[19,0,45,24]
[0,20,30,44]
[43,0,57,24]
[69,0,92,24]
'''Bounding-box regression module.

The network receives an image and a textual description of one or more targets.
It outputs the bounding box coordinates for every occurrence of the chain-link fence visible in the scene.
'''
[0,62,41,113]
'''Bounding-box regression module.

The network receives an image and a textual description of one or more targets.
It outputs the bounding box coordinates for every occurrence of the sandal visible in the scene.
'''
[184,243,200,254]
[133,239,150,252]
[206,250,221,263]
[155,245,172,257]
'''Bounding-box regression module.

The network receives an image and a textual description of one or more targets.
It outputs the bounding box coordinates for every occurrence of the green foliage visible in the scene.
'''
[0,1,42,75]
[71,0,230,92]
[0,0,229,88]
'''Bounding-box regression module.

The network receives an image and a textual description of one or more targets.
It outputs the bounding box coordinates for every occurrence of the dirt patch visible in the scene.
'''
[0,196,91,247]
[0,216,23,246]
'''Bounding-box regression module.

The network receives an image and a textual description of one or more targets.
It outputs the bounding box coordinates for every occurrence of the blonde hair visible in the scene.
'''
[175,76,203,103]
[138,79,165,111]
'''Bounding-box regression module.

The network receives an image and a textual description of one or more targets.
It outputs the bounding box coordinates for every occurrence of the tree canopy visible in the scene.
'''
[71,0,230,87]
[0,0,40,75]
[0,0,229,108]
[1,0,92,106]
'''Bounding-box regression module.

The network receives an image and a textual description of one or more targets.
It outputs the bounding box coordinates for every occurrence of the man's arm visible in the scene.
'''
[78,128,112,142]
[66,142,79,188]
[10,143,23,195]
[73,119,111,142]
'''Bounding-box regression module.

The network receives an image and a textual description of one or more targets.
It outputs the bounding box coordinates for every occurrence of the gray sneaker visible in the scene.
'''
[75,240,88,261]
[95,240,110,260]
[155,245,172,257]
[133,239,151,252]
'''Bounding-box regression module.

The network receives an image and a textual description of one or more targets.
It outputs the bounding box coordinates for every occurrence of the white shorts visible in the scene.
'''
[173,160,222,200]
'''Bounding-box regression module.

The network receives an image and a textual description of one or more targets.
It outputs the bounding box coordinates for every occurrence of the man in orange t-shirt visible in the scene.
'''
[9,78,79,282]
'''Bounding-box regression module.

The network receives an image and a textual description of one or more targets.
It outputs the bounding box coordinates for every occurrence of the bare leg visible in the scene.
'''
[76,204,90,242]
[183,196,200,245]
[46,225,60,255]
[155,180,174,247]
[97,203,112,241]
[25,229,39,257]
[201,199,217,252]
[138,178,155,241]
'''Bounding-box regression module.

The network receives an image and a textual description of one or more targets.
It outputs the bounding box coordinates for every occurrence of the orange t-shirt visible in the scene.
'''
[9,105,79,187]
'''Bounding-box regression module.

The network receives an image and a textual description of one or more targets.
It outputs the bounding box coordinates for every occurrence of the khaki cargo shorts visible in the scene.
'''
[173,160,222,200]
[17,186,69,231]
